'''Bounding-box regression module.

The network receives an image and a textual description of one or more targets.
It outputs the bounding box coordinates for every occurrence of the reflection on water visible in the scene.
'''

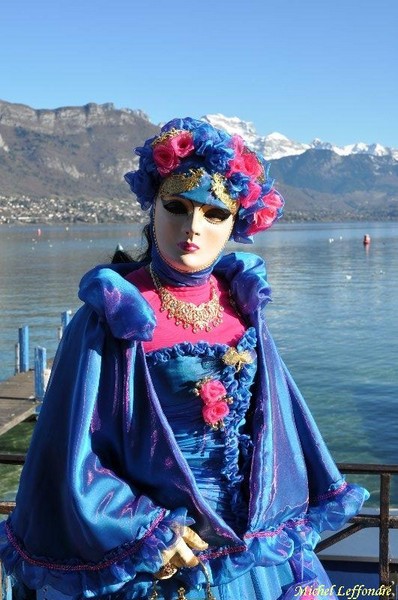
[1,221,397,504]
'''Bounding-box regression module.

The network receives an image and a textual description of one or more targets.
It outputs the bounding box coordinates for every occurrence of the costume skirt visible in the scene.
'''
[35,553,336,600]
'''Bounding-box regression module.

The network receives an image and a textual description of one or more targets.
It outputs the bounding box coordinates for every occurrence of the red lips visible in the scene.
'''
[178,241,200,252]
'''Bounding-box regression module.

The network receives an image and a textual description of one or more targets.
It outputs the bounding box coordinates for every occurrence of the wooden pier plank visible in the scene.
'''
[0,370,37,436]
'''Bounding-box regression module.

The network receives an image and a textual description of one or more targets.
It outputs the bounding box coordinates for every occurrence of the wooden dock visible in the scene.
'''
[0,370,37,436]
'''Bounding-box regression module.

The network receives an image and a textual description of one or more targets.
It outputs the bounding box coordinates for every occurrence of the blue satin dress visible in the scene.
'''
[35,328,334,600]
[144,329,331,600]
[1,256,368,600]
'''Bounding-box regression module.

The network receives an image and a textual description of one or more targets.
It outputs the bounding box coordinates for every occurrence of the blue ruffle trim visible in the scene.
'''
[166,480,368,590]
[219,328,257,531]
[147,339,229,365]
[308,479,370,534]
[147,327,256,365]
[0,508,192,598]
[1,481,368,597]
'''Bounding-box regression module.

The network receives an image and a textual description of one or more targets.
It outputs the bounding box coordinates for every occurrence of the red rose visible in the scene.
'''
[202,402,230,425]
[200,379,227,405]
[170,132,195,158]
[153,142,180,176]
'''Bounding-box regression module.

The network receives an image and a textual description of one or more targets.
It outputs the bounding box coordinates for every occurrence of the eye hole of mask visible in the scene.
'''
[203,208,231,223]
[162,200,231,223]
[162,201,189,215]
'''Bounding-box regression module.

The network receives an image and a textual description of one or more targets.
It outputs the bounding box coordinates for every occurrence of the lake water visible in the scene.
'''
[0,221,397,503]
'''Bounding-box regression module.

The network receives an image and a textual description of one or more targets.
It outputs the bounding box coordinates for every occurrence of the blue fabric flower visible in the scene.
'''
[226,173,250,199]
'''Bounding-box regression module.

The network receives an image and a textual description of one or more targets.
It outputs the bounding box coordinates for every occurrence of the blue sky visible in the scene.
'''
[1,0,397,147]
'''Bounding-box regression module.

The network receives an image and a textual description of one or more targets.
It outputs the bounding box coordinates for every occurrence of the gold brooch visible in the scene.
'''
[222,347,254,372]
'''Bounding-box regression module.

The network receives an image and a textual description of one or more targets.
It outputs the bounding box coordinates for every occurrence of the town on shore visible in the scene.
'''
[1,194,393,225]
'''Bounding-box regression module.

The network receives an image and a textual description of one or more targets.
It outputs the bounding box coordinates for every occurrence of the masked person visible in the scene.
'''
[0,118,368,600]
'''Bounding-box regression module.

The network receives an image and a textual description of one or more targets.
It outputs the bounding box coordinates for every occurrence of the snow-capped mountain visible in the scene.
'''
[1,99,397,223]
[203,114,398,162]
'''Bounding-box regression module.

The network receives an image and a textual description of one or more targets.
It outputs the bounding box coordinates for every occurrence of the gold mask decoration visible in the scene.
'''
[159,168,239,215]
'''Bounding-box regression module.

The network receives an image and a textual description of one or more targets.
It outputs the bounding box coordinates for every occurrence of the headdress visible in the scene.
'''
[124,117,284,243]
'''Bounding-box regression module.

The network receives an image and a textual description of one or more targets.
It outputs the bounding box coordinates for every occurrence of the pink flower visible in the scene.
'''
[228,136,263,180]
[202,402,230,425]
[240,181,262,208]
[227,136,245,175]
[200,379,227,405]
[264,189,284,209]
[195,377,232,429]
[227,156,245,175]
[241,152,263,179]
[170,132,195,158]
[246,190,284,234]
[247,206,278,235]
[231,134,245,155]
[153,142,180,176]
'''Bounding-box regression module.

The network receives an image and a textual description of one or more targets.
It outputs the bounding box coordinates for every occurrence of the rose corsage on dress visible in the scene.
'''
[194,378,233,430]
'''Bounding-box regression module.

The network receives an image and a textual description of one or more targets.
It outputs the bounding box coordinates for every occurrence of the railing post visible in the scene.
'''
[14,342,20,374]
[379,473,391,586]
[59,310,72,339]
[18,325,29,372]
[34,346,47,402]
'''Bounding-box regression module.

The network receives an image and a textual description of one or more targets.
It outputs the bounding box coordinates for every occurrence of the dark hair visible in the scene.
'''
[111,224,152,265]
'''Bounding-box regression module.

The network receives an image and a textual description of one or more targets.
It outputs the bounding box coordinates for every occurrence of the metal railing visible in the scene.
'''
[0,453,25,517]
[317,463,398,587]
[1,458,397,586]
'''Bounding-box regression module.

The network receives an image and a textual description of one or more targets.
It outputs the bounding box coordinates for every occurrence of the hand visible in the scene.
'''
[156,527,208,578]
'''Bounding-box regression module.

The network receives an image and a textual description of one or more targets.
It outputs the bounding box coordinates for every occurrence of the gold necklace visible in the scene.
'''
[149,264,224,333]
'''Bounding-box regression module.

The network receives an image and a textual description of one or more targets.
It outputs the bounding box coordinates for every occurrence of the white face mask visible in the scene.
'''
[153,194,234,273]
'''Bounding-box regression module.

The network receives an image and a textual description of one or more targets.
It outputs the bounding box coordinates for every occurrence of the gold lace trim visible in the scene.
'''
[159,168,206,196]
[151,128,184,146]
[159,168,238,214]
[210,173,238,214]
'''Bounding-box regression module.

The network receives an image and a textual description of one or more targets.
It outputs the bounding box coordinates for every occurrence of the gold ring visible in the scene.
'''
[155,563,178,580]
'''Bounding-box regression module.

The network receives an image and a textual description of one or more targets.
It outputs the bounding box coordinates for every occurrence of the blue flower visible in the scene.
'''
[204,142,234,173]
[124,171,158,210]
[227,173,250,199]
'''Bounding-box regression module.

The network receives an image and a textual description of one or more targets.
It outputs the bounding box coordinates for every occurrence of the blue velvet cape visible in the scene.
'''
[0,252,368,598]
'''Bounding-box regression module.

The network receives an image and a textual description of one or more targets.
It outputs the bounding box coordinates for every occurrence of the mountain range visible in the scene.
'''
[204,114,398,161]
[0,99,397,223]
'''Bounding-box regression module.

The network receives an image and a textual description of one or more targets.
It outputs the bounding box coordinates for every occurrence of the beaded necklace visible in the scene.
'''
[149,264,223,333]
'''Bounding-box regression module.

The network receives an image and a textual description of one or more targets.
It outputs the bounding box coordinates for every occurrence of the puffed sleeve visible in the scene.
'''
[0,267,192,598]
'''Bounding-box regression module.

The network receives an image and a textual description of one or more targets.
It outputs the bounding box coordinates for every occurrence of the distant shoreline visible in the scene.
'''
[1,194,397,226]
[1,216,397,226]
